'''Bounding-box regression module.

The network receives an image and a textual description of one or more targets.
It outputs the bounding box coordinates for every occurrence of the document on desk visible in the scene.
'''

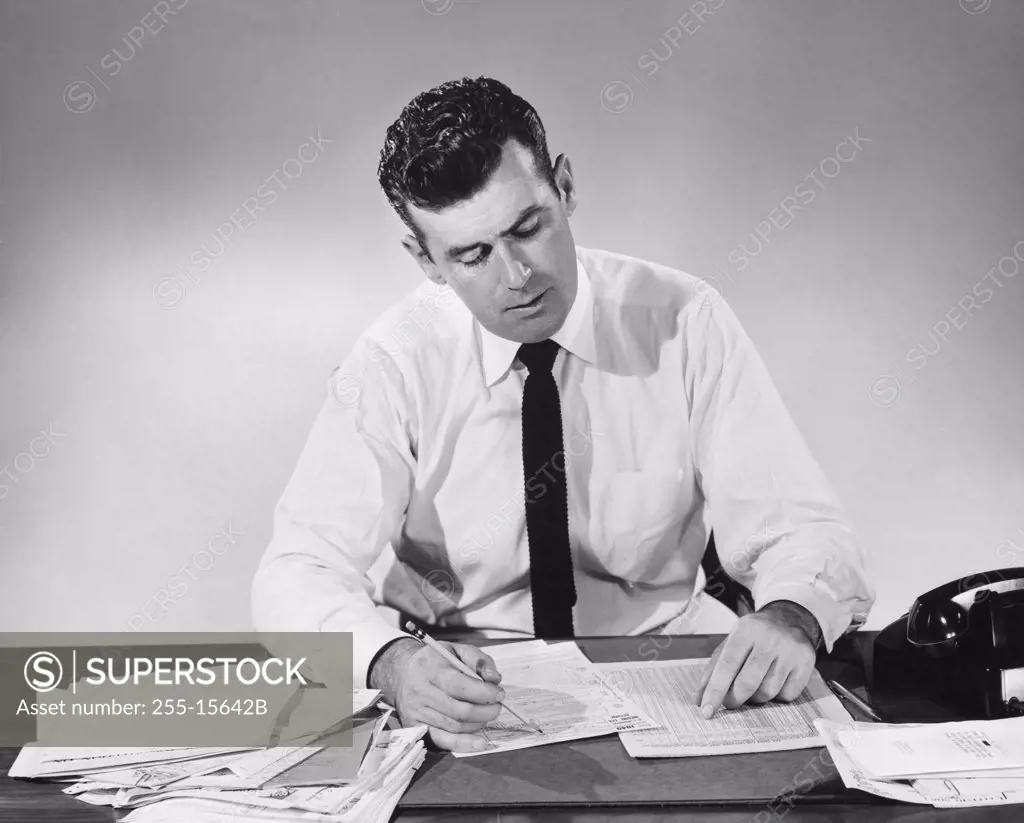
[814,719,932,804]
[82,725,428,821]
[60,750,254,791]
[914,777,1024,808]
[829,715,1024,780]
[9,746,256,778]
[592,658,852,757]
[450,640,661,758]
[816,718,1024,808]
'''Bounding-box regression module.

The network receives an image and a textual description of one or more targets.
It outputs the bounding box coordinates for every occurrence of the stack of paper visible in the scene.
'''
[816,716,1024,807]
[9,689,430,822]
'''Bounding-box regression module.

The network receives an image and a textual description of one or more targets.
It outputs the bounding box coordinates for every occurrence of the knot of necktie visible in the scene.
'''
[517,339,560,374]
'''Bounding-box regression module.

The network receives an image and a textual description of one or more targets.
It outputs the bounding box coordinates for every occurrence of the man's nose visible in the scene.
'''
[499,248,532,289]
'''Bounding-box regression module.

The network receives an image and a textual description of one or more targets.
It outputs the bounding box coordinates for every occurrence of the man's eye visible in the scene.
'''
[513,220,541,238]
[460,249,489,268]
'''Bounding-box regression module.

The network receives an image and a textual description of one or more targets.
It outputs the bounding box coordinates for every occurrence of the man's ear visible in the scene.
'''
[552,153,578,217]
[401,234,445,285]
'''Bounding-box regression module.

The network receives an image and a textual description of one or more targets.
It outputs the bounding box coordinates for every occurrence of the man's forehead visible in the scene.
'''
[421,187,540,238]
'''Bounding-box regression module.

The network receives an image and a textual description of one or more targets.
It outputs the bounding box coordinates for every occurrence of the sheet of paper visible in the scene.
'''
[58,750,246,790]
[184,745,324,788]
[839,716,1024,780]
[10,746,254,778]
[919,768,1024,779]
[818,718,1024,809]
[814,719,931,804]
[299,725,428,816]
[450,640,661,758]
[594,658,852,757]
[354,710,396,780]
[121,796,353,822]
[76,782,349,811]
[351,689,380,713]
[914,777,1024,807]
[38,746,202,762]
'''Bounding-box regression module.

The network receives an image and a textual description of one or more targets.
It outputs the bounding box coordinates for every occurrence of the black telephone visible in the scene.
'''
[873,568,1024,719]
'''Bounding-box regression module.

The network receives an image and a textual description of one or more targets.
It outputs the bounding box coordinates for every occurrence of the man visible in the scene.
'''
[252,76,874,753]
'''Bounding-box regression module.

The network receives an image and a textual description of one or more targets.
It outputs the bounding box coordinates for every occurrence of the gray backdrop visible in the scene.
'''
[0,0,1022,635]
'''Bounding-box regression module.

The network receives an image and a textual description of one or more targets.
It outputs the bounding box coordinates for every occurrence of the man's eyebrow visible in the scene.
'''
[444,204,546,261]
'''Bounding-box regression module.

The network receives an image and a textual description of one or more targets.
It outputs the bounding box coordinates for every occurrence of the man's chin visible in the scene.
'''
[482,302,569,344]
[511,316,565,344]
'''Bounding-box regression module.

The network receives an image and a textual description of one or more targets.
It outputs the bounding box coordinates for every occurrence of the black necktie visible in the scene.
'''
[518,339,576,638]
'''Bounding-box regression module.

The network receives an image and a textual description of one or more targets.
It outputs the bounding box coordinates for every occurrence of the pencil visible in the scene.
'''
[827,679,885,723]
[403,621,541,732]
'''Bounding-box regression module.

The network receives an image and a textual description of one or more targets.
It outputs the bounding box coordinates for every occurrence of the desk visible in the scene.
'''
[0,633,1018,822]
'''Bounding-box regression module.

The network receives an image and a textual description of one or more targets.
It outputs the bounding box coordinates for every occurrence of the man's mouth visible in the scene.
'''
[508,290,547,311]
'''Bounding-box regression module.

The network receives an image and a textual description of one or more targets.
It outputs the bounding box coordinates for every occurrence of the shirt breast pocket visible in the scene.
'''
[593,468,686,581]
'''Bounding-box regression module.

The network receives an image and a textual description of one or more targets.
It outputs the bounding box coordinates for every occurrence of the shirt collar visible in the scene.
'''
[478,253,596,387]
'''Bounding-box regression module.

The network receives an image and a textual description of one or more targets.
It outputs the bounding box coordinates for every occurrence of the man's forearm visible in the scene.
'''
[759,600,823,650]
[368,637,422,703]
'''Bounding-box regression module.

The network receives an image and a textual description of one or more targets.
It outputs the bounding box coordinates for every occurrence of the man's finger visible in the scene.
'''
[749,658,786,704]
[724,638,777,709]
[695,644,723,703]
[776,665,812,703]
[449,643,503,683]
[698,633,754,718]
[432,690,503,727]
[427,727,494,753]
[414,698,494,735]
[415,703,466,735]
[432,664,506,704]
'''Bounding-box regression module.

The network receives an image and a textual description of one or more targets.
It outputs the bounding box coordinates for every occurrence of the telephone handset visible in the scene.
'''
[874,568,1024,719]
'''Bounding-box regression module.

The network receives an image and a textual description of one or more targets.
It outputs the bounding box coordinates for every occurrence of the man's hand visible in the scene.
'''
[695,601,821,718]
[369,637,505,752]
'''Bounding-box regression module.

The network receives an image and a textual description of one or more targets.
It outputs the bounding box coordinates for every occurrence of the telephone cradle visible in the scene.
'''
[872,568,1024,720]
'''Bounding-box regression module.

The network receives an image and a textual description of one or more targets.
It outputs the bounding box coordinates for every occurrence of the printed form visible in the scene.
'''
[592,658,852,757]
[451,640,661,758]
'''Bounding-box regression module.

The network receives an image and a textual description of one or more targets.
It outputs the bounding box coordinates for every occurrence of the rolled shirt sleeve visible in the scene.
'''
[252,339,414,689]
[684,296,875,651]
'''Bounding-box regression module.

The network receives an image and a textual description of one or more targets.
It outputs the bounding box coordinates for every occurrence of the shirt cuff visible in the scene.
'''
[365,637,414,690]
[753,582,846,653]
[320,612,407,691]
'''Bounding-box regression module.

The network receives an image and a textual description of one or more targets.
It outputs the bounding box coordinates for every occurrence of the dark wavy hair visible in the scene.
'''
[377,76,557,258]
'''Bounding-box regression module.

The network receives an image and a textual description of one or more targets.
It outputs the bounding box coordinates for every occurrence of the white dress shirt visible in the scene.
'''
[252,246,874,688]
